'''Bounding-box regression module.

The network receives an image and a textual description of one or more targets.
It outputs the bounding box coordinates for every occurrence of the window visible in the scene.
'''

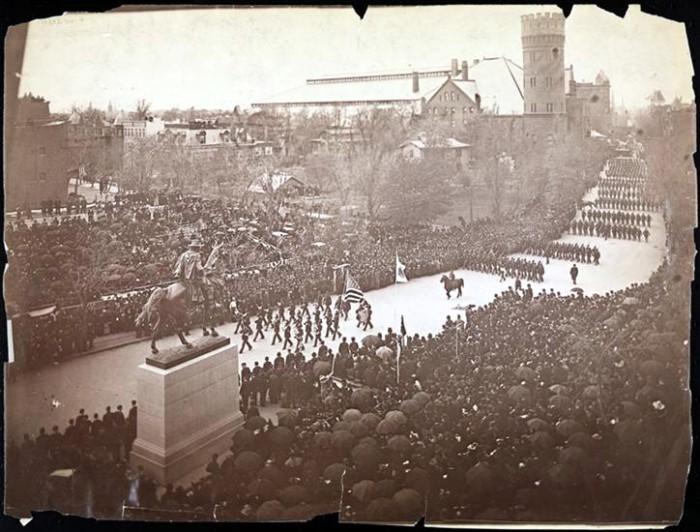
[451,108,456,114]
[546,103,553,112]
[470,107,475,113]
[530,77,536,87]
[530,103,537,113]
[552,47,559,59]
[38,146,46,156]
[463,107,467,114]
[546,76,552,87]
[456,93,460,101]
[438,94,442,102]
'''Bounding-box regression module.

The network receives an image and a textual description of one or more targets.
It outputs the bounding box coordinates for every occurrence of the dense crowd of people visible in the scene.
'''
[5,151,689,523]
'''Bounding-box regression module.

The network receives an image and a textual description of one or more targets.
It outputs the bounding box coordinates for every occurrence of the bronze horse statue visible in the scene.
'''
[440,274,464,299]
[136,245,224,354]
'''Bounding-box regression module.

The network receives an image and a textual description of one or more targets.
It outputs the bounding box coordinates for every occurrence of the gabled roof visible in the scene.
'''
[248,172,305,194]
[424,78,479,104]
[400,137,471,150]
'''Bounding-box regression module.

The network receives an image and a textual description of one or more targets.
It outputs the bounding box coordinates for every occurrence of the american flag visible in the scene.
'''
[342,271,364,303]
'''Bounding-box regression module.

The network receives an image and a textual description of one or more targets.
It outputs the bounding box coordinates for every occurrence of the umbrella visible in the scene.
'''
[555,419,584,438]
[622,297,639,306]
[358,436,380,448]
[376,346,393,360]
[343,409,363,423]
[507,385,531,402]
[567,432,595,451]
[359,413,381,431]
[323,463,348,484]
[362,335,381,348]
[278,485,310,506]
[621,401,643,418]
[640,360,664,377]
[412,391,431,406]
[268,426,296,450]
[465,462,495,491]
[614,419,643,446]
[351,480,375,502]
[385,411,408,426]
[284,456,304,469]
[348,421,370,439]
[404,467,430,494]
[392,488,424,518]
[234,451,264,474]
[548,384,570,396]
[313,431,333,449]
[548,394,571,411]
[351,443,382,471]
[547,464,577,487]
[276,409,299,428]
[399,399,421,415]
[313,360,332,377]
[351,388,375,411]
[514,366,537,381]
[364,497,399,522]
[372,479,399,498]
[247,478,277,500]
[232,428,256,451]
[256,500,285,521]
[559,445,588,467]
[333,420,353,432]
[331,430,356,453]
[571,287,584,294]
[526,418,552,433]
[376,419,401,436]
[387,435,412,455]
[528,430,555,450]
[582,385,601,399]
[245,416,267,431]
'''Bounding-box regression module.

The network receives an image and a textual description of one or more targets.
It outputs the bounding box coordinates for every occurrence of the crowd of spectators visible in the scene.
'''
[5,153,689,523]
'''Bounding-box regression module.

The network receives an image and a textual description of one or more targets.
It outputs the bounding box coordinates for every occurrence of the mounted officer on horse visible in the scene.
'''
[136,235,226,354]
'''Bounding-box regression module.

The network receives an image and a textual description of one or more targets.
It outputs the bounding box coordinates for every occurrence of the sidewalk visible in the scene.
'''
[63,331,149,362]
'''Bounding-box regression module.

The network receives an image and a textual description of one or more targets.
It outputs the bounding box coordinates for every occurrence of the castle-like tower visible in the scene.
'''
[521,12,566,115]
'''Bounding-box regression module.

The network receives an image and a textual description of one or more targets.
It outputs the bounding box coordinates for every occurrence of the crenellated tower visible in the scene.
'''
[521,12,566,115]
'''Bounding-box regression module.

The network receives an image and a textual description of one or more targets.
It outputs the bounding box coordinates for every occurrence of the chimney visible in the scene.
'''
[412,71,419,93]
[451,58,458,77]
[461,60,469,81]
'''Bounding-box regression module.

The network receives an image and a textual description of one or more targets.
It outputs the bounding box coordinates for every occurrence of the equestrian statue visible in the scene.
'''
[136,234,227,354]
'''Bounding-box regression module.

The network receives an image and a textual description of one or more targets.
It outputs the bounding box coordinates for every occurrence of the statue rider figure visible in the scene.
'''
[173,240,207,304]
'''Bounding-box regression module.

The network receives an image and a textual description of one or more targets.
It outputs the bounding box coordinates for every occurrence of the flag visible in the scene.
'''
[342,270,364,303]
[400,315,407,337]
[395,253,408,283]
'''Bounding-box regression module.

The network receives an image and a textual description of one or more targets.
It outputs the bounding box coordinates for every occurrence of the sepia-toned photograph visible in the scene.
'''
[3,4,695,526]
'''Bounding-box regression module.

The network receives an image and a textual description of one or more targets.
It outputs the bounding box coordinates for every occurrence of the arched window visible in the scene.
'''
[552,47,559,59]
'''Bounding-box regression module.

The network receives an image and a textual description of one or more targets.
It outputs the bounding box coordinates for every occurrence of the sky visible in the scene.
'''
[16,5,694,114]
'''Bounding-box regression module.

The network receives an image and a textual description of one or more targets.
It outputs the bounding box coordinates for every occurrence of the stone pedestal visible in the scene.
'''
[130,337,244,485]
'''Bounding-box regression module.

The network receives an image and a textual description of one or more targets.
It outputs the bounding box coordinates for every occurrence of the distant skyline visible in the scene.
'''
[17,5,694,114]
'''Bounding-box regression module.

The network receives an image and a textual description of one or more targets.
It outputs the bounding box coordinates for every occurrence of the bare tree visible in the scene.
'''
[121,136,161,194]
[347,107,408,222]
[132,98,151,120]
